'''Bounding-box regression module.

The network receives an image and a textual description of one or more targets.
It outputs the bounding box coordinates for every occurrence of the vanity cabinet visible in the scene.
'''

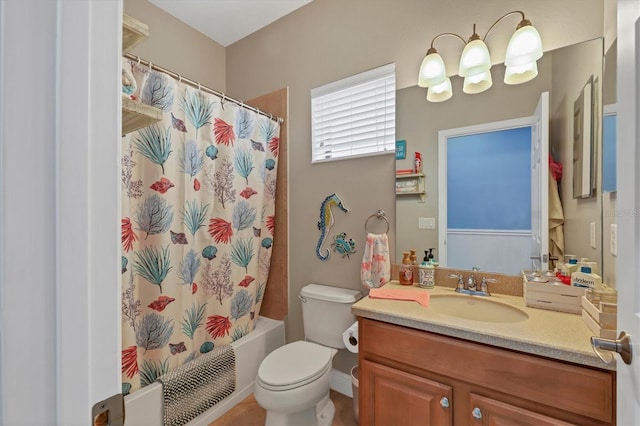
[358,318,615,426]
[362,360,452,425]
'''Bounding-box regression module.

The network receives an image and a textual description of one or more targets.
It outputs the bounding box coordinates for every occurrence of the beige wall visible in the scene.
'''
[550,39,604,271]
[122,0,609,375]
[124,0,226,91]
[225,0,606,374]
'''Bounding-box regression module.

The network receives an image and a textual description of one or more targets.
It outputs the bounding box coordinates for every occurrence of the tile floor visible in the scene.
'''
[209,390,357,426]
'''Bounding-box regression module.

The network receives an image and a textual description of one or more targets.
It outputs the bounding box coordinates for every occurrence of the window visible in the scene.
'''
[311,63,396,163]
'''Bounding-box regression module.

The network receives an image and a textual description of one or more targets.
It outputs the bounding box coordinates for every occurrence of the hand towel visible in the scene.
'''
[361,233,390,289]
[369,287,430,307]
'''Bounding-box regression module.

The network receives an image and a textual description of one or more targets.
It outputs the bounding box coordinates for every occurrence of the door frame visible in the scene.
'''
[614,0,640,423]
[0,0,122,424]
[438,116,534,269]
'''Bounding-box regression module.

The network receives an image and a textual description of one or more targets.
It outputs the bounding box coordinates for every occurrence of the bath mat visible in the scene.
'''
[157,344,236,426]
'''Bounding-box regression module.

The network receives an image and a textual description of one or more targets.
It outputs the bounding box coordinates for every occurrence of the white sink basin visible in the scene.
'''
[430,294,529,323]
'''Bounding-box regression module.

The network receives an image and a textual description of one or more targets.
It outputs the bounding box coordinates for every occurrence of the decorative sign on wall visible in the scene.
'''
[396,140,407,160]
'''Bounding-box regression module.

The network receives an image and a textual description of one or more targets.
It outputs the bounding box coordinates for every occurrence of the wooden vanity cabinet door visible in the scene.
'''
[468,393,576,426]
[360,359,453,426]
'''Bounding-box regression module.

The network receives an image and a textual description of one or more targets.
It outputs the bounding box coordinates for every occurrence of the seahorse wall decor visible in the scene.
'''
[316,193,349,260]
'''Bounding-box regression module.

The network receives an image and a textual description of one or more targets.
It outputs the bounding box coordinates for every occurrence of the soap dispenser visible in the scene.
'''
[399,252,414,286]
[424,248,435,263]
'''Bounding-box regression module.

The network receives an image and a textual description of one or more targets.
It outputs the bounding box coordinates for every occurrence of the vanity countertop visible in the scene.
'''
[352,282,615,371]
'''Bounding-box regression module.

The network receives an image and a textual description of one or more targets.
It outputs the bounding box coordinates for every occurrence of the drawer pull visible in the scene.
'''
[472,407,482,420]
[439,397,449,408]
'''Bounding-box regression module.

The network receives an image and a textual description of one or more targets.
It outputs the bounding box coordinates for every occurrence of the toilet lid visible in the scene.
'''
[258,341,333,388]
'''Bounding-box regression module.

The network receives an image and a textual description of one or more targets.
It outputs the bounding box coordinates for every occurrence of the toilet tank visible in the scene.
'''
[300,283,362,349]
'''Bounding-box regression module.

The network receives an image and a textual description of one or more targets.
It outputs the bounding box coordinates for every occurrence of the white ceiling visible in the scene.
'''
[148,0,313,47]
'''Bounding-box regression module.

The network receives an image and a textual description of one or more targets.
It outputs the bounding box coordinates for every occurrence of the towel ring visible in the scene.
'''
[365,210,390,234]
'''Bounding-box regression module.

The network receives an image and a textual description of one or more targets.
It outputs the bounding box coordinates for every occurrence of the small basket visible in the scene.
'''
[523,274,585,314]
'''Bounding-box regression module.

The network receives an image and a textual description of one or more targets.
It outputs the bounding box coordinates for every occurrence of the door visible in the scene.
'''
[360,360,452,426]
[613,1,640,423]
[0,1,123,424]
[530,92,549,271]
[468,393,574,426]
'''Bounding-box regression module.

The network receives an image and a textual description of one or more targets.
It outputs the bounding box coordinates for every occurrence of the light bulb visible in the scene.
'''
[463,70,492,94]
[504,61,538,85]
[426,78,452,102]
[418,49,447,88]
[505,22,543,67]
[459,38,491,77]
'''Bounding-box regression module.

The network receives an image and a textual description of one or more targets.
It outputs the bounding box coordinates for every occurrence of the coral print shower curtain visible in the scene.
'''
[121,61,280,395]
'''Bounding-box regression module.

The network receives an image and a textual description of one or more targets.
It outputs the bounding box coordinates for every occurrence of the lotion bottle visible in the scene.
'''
[399,252,414,285]
[562,257,579,276]
[571,266,602,289]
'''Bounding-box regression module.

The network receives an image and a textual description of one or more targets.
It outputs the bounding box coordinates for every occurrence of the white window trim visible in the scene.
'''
[311,63,396,163]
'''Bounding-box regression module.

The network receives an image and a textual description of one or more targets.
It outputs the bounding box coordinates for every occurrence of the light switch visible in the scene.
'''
[418,217,436,229]
[610,224,617,256]
[590,222,596,248]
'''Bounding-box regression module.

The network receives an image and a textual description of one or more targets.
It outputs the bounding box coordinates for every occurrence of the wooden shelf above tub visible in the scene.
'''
[122,97,162,135]
[121,14,161,135]
[123,14,150,54]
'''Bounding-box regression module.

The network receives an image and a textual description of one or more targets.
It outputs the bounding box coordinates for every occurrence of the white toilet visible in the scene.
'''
[254,283,362,426]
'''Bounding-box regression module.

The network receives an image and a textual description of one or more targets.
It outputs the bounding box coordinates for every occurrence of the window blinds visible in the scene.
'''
[311,63,396,163]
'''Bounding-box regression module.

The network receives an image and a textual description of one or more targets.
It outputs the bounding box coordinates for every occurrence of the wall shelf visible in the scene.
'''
[123,14,150,54]
[122,97,163,135]
[121,15,162,135]
[396,173,425,202]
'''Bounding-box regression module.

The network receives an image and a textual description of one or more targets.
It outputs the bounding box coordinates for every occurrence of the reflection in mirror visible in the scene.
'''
[396,38,606,277]
[601,40,617,288]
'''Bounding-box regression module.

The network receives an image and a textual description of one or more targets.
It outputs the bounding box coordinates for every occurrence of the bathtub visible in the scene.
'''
[124,316,286,425]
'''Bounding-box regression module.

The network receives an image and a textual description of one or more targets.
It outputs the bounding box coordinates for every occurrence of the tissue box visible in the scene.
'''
[523,275,585,314]
[581,296,617,339]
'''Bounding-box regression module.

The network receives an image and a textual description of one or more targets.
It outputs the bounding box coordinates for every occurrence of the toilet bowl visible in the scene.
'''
[254,341,338,426]
[253,284,362,426]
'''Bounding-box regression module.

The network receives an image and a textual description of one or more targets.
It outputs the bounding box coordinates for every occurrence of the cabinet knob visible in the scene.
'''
[439,397,449,408]
[472,407,482,420]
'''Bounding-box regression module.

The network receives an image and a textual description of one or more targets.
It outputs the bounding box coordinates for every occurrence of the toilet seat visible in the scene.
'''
[257,341,333,391]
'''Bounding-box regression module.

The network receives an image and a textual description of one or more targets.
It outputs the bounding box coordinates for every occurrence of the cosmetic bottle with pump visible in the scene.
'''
[399,252,414,285]
[562,256,579,276]
[578,258,599,275]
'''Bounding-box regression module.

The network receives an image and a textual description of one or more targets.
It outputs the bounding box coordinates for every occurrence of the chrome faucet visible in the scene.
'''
[448,271,498,297]
[466,274,477,291]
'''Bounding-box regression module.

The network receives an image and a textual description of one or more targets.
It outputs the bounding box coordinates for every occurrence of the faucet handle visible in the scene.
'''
[480,277,499,294]
[448,274,464,289]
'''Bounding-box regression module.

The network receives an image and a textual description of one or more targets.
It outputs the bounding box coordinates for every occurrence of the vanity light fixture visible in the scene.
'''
[417,11,543,102]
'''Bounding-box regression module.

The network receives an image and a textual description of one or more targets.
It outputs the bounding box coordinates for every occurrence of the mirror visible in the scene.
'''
[396,37,612,278]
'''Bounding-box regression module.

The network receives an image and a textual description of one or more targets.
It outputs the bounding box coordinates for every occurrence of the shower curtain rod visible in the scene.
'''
[124,53,285,125]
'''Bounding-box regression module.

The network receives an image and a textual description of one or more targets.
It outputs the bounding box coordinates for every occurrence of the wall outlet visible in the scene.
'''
[590,222,596,249]
[610,224,618,256]
[418,217,436,229]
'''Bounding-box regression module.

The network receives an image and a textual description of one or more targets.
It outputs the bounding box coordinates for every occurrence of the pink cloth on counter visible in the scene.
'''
[368,287,430,307]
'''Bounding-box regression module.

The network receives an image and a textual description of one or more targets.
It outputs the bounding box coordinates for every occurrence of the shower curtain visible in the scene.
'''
[120,61,280,395]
